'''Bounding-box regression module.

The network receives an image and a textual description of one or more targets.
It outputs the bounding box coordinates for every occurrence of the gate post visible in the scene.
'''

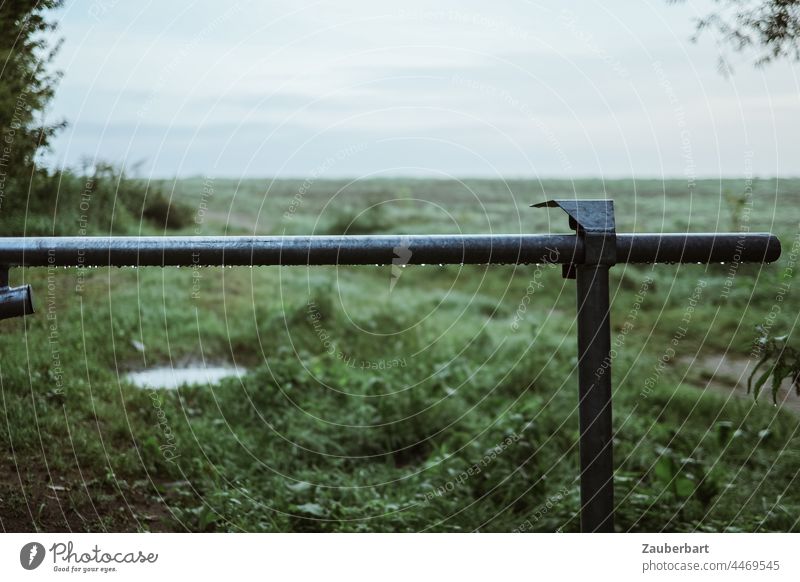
[534,200,616,532]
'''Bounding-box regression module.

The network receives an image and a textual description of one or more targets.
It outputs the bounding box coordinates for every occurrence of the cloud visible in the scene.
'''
[48,0,800,177]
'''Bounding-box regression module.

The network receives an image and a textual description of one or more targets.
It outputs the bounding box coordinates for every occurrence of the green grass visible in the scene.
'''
[1,177,799,532]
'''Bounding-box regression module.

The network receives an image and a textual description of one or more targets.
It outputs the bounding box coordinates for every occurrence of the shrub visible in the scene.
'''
[321,205,390,235]
[2,162,192,235]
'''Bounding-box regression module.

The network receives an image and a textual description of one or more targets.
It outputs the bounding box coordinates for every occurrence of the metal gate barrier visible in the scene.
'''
[0,199,782,532]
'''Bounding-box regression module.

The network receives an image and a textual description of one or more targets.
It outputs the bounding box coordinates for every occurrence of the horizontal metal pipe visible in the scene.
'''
[0,232,781,267]
[617,233,780,265]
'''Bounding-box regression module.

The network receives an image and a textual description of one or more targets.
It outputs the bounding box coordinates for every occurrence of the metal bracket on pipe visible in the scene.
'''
[0,266,35,321]
[533,199,617,278]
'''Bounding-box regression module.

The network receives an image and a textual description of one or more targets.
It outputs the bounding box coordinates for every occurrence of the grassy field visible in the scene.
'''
[2,177,799,532]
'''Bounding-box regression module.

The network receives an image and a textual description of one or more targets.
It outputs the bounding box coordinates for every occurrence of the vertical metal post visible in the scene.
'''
[534,199,617,532]
[575,263,614,532]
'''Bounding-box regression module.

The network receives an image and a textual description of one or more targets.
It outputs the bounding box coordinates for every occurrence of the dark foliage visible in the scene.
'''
[672,0,800,69]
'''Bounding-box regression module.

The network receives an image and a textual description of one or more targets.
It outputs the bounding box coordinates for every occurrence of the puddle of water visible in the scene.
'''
[126,365,246,390]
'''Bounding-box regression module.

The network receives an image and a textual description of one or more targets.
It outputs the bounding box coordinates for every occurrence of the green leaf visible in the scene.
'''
[716,421,733,445]
[675,477,694,498]
[286,481,313,494]
[752,363,777,400]
[653,456,675,482]
[198,507,219,530]
[770,360,791,404]
[296,502,326,517]
[747,356,769,394]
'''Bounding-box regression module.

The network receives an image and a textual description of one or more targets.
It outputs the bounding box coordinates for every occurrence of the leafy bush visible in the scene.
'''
[141,190,193,230]
[321,204,390,235]
[748,326,800,403]
[2,162,192,235]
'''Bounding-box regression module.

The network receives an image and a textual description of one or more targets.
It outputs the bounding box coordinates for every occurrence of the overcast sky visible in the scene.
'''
[46,0,800,179]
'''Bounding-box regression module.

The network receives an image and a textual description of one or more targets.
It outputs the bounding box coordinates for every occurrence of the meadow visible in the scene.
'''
[1,177,799,532]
